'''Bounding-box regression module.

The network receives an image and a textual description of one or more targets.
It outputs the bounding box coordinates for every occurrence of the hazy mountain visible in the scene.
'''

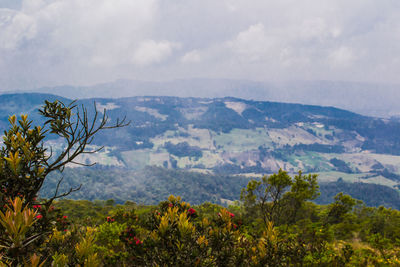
[25,79,400,118]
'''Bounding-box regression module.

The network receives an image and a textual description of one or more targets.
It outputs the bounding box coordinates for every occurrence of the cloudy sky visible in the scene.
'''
[1,0,400,90]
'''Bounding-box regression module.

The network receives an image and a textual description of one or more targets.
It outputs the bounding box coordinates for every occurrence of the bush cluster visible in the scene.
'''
[2,192,400,266]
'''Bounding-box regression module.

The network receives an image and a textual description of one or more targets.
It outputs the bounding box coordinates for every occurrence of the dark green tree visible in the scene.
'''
[278,171,319,224]
[325,192,359,224]
[240,169,319,226]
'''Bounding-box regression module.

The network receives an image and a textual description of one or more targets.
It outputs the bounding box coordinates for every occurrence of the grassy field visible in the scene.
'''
[55,124,400,191]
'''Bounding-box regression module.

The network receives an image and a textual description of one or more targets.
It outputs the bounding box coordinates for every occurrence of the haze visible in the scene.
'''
[1,0,400,117]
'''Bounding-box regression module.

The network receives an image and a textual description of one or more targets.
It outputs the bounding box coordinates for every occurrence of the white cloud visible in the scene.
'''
[132,40,180,65]
[299,18,327,40]
[181,50,201,63]
[328,46,355,68]
[1,0,400,89]
[0,9,37,49]
[331,27,342,38]
[228,23,275,62]
[21,0,46,13]
[295,17,341,41]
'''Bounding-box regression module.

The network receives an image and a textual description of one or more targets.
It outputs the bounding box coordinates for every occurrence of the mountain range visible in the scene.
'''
[15,79,400,118]
[1,92,400,206]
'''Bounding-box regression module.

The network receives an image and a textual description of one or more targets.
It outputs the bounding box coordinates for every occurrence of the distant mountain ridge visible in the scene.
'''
[16,79,400,117]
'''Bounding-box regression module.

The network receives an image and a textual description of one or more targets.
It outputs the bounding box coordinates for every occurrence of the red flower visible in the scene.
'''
[36,214,43,219]
[106,216,115,222]
[33,205,41,209]
[218,211,235,218]
[188,208,196,215]
[168,203,173,207]
[63,215,68,219]
[131,236,143,245]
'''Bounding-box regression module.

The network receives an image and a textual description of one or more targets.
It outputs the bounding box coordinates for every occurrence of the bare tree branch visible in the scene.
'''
[36,99,129,201]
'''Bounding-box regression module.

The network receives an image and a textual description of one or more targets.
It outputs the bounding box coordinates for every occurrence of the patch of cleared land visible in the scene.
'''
[151,126,214,150]
[314,171,366,183]
[135,106,168,120]
[268,126,326,146]
[362,175,398,187]
[213,128,273,151]
[323,152,400,174]
[224,101,247,115]
[96,102,120,112]
[179,107,208,120]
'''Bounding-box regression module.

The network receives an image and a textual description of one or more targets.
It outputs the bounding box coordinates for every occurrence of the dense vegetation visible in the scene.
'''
[164,141,203,158]
[318,180,400,209]
[41,167,249,205]
[3,178,400,265]
[41,166,400,209]
[329,158,354,174]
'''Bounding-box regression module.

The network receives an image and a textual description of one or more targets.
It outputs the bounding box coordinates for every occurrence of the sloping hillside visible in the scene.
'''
[1,93,400,192]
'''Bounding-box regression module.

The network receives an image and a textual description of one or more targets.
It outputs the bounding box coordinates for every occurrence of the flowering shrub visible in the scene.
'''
[1,194,400,266]
[0,101,127,264]
[187,207,197,217]
[0,197,46,265]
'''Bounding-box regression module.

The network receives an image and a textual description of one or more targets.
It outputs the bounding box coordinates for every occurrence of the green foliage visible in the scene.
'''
[318,180,400,209]
[325,193,360,224]
[0,197,44,263]
[1,192,400,266]
[0,100,126,264]
[41,166,250,205]
[0,99,126,207]
[164,141,203,158]
[0,114,46,206]
[329,158,353,173]
[240,169,319,226]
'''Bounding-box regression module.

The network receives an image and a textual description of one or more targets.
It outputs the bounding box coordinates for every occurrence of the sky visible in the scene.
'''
[1,0,400,91]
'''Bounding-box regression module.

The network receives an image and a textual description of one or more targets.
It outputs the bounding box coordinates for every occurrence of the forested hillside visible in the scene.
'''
[3,93,400,167]
[1,93,400,207]
[41,166,400,210]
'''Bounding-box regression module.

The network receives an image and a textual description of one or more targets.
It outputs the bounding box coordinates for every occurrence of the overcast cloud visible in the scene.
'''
[1,0,400,90]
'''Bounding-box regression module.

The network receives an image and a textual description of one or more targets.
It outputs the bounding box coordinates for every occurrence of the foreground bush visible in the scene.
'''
[1,194,400,266]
